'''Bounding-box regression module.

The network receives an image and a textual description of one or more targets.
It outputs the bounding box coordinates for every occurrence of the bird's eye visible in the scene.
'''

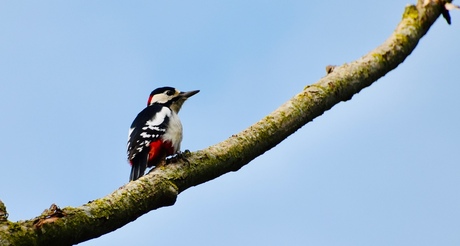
[166,90,175,96]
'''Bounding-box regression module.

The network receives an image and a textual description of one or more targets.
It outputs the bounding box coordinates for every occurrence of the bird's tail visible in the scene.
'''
[129,155,148,181]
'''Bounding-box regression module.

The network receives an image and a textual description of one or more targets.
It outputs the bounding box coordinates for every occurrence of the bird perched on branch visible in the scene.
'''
[127,86,199,181]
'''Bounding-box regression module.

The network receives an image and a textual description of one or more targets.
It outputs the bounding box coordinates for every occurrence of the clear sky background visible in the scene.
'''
[1,1,459,245]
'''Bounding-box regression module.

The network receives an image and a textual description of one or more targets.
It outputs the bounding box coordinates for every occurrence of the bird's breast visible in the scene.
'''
[162,111,183,152]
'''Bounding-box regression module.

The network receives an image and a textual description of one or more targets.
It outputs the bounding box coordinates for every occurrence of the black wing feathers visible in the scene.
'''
[130,151,148,181]
[127,104,170,181]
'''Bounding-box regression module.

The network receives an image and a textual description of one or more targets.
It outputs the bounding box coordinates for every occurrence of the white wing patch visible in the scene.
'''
[142,107,171,130]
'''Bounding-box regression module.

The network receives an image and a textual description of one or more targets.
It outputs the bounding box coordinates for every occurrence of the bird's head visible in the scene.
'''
[147,86,200,113]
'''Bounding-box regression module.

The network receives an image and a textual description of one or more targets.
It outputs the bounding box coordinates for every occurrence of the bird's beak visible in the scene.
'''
[180,90,200,98]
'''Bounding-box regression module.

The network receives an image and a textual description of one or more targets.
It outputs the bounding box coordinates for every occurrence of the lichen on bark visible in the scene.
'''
[0,1,451,245]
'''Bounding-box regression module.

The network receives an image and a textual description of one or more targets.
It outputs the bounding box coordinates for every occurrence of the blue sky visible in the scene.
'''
[1,1,459,245]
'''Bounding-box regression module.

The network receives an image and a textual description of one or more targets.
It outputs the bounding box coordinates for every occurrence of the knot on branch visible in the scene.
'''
[33,204,66,228]
[325,65,337,74]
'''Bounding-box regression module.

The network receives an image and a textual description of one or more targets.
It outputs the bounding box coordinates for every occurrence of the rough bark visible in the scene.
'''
[0,1,453,245]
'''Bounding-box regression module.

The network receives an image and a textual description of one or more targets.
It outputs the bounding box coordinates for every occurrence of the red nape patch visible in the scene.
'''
[147,95,153,106]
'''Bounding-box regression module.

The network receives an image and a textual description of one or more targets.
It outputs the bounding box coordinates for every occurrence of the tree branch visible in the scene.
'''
[0,1,452,245]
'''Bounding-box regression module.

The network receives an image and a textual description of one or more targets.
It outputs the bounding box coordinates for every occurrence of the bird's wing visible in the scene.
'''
[127,104,171,162]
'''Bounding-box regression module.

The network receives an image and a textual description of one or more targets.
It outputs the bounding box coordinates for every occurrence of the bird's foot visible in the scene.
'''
[166,150,191,164]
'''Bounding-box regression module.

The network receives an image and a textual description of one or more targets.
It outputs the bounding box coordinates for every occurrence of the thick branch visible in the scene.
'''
[0,1,450,245]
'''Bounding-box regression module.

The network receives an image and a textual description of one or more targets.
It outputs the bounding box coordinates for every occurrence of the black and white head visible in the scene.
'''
[147,86,200,113]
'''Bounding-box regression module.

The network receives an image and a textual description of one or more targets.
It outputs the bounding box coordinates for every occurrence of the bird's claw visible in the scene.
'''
[166,150,191,164]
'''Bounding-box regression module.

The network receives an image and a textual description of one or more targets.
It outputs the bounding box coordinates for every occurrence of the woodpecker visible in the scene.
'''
[127,86,199,181]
